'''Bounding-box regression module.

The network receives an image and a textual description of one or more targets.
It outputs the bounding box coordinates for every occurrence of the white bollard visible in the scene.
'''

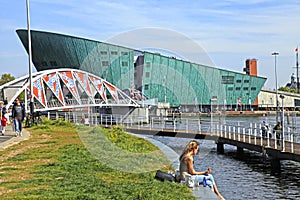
[248,128,251,143]
[233,126,236,140]
[291,134,294,153]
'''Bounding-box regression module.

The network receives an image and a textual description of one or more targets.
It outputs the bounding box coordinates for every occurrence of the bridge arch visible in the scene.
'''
[0,69,139,112]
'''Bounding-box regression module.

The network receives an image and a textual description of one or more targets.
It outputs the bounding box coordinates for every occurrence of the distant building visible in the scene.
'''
[16,29,266,111]
[285,73,297,90]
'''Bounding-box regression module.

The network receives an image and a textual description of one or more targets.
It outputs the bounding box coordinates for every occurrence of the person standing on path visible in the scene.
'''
[0,101,6,135]
[11,98,25,137]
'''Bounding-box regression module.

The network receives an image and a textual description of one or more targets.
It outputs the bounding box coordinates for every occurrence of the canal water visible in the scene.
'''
[152,115,300,200]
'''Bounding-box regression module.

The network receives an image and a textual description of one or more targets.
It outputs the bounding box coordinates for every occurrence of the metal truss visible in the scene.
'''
[0,68,139,112]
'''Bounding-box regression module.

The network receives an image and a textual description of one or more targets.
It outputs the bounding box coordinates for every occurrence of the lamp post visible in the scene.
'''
[26,0,34,121]
[272,52,279,122]
[279,94,285,152]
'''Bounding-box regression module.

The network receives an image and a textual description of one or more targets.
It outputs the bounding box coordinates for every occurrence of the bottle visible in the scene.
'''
[203,177,207,187]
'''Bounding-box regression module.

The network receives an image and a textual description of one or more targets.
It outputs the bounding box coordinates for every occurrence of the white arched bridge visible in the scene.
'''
[0,69,139,112]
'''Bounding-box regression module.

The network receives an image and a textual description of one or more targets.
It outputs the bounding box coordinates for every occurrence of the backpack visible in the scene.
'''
[154,170,175,182]
[1,117,7,126]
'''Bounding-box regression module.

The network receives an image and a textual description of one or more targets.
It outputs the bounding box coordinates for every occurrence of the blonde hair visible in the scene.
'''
[179,140,199,160]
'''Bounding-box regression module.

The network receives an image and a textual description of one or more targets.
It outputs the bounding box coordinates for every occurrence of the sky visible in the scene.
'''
[1,0,300,90]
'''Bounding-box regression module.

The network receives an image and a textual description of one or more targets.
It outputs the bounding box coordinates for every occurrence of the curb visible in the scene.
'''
[0,125,30,150]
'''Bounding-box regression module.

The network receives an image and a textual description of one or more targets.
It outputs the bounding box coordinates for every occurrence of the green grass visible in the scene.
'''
[0,119,194,200]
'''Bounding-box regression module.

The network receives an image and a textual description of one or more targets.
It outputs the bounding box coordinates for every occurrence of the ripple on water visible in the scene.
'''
[152,136,300,199]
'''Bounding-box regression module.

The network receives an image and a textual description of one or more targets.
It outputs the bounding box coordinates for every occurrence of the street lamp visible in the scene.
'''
[26,0,34,121]
[279,94,285,152]
[272,52,279,122]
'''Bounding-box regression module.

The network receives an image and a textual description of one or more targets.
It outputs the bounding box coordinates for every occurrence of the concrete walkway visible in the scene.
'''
[0,125,30,150]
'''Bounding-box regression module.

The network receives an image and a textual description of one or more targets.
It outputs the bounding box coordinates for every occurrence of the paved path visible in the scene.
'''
[0,125,30,150]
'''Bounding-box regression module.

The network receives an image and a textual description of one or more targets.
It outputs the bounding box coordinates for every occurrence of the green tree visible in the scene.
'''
[0,73,25,101]
[278,86,297,93]
[0,73,15,85]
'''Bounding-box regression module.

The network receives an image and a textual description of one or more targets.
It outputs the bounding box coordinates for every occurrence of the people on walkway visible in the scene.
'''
[11,98,25,137]
[273,121,282,146]
[0,101,7,135]
[179,140,225,200]
[261,121,271,138]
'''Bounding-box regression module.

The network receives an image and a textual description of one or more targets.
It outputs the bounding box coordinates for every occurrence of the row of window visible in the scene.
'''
[101,61,128,67]
[222,76,250,84]
[39,61,57,67]
[100,51,129,56]
[143,84,256,93]
[145,66,251,85]
[228,87,256,91]
[38,60,129,67]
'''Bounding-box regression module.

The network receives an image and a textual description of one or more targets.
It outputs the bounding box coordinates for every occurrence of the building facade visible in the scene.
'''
[17,29,266,109]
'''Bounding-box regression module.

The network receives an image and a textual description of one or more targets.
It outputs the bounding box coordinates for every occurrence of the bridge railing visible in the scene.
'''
[50,112,298,153]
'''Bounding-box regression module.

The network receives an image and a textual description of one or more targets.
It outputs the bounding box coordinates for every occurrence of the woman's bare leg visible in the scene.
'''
[213,183,225,200]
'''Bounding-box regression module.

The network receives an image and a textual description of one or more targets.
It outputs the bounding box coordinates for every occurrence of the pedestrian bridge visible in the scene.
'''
[0,69,139,112]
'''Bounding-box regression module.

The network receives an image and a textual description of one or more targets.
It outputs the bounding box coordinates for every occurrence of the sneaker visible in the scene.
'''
[15,131,19,137]
[19,132,22,137]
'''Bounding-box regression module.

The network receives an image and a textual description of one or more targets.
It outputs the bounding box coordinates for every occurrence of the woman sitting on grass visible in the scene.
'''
[179,140,225,200]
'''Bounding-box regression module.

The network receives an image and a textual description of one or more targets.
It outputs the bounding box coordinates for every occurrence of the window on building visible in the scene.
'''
[100,51,107,55]
[145,72,150,77]
[251,87,256,91]
[244,80,250,83]
[41,61,48,66]
[228,87,233,91]
[146,62,151,67]
[144,84,149,90]
[221,76,234,84]
[122,61,128,67]
[236,87,241,90]
[111,51,118,55]
[102,61,109,66]
[121,52,129,56]
[236,79,242,83]
[243,87,249,90]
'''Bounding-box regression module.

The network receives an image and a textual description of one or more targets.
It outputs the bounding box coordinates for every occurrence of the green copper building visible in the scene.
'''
[16,29,266,109]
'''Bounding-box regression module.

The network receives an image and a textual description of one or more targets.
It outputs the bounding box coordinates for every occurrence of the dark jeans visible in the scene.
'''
[14,118,23,132]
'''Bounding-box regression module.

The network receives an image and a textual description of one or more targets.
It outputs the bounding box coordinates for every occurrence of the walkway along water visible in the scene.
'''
[131,133,219,200]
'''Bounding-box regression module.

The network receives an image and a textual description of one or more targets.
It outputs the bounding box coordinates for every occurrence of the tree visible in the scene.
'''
[278,86,297,93]
[0,73,25,101]
[0,73,15,86]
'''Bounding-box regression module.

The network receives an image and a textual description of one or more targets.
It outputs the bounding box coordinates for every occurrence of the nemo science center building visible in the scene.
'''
[16,29,266,112]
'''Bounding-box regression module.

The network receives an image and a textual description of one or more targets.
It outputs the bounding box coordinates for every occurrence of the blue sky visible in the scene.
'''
[1,0,300,89]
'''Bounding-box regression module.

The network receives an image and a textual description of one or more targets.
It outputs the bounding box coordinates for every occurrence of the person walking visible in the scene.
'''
[12,98,25,137]
[0,101,7,135]
[273,121,282,146]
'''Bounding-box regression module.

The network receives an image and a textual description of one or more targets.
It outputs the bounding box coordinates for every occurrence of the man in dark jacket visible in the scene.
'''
[12,98,25,137]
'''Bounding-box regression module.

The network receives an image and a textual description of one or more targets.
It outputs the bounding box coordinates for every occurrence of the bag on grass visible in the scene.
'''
[154,170,175,182]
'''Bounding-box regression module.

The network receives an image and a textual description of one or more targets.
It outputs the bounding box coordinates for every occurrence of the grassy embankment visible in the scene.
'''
[0,119,193,199]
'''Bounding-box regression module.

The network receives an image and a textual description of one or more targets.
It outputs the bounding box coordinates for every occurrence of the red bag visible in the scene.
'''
[1,117,7,126]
